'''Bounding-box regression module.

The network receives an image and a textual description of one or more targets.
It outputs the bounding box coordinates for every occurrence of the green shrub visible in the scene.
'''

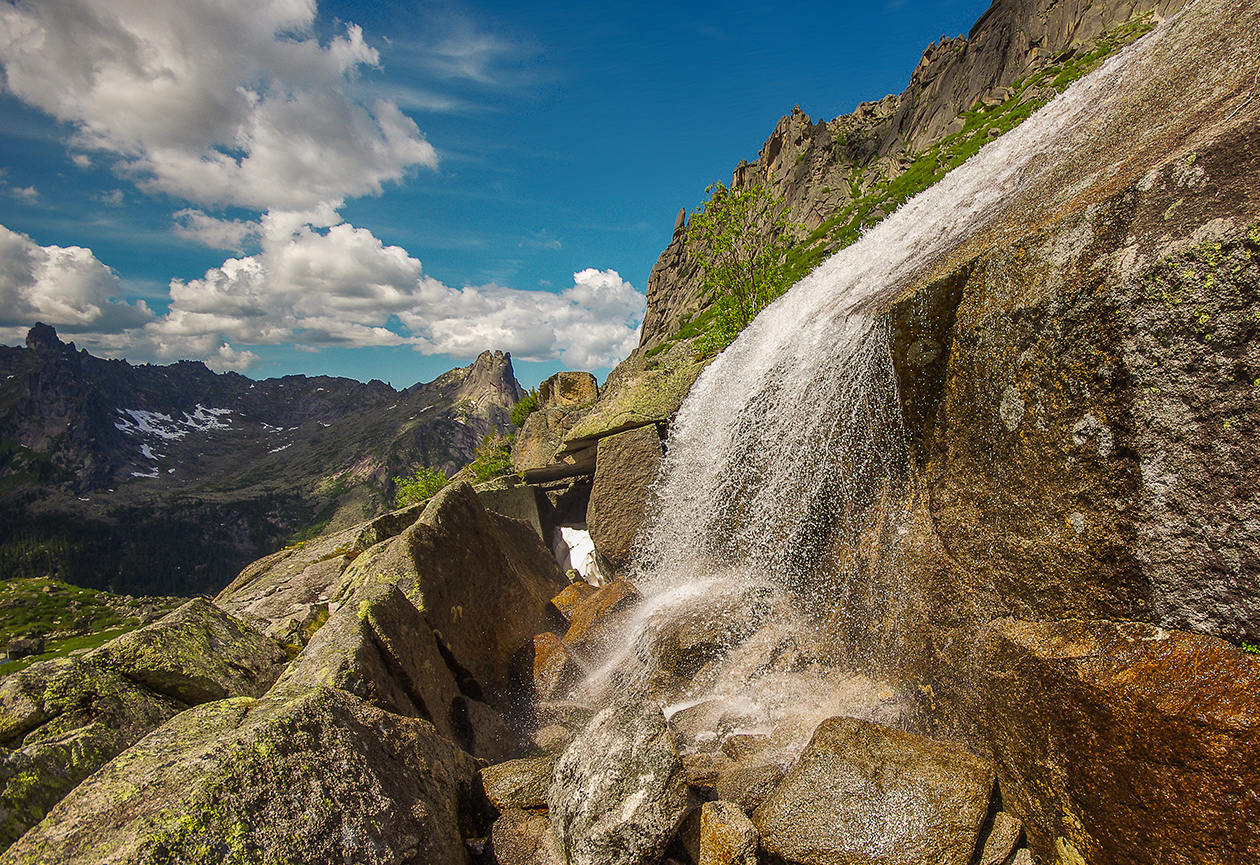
[392,466,449,508]
[510,388,540,427]
[468,433,514,483]
[686,182,799,358]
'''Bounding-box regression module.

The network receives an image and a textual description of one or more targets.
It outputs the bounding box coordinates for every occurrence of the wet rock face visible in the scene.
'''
[975,618,1260,865]
[752,716,995,865]
[548,700,688,865]
[900,126,1260,641]
[587,425,664,574]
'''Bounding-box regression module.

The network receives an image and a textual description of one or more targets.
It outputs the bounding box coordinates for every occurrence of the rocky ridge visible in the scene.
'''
[0,325,523,595]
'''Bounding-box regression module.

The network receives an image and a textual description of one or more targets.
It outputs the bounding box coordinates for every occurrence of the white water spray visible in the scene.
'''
[577,15,1185,756]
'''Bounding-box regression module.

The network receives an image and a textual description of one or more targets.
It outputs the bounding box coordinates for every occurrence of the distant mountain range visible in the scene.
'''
[0,323,524,596]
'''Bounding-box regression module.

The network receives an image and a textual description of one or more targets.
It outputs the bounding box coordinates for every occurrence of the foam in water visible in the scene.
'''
[577,15,1183,759]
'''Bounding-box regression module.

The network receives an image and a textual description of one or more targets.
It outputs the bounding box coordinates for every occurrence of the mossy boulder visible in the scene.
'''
[2,688,491,865]
[88,598,287,704]
[561,346,705,452]
[0,601,285,853]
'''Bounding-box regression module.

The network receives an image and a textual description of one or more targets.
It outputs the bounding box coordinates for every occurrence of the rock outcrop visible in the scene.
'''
[2,688,489,865]
[972,619,1260,864]
[638,0,1192,351]
[0,600,285,850]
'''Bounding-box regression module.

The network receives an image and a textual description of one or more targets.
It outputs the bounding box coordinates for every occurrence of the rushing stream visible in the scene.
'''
[574,12,1185,759]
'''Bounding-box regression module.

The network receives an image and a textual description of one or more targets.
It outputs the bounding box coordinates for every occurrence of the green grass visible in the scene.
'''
[0,577,181,678]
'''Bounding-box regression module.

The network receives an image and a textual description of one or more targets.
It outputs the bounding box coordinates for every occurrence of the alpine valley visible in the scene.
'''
[0,323,522,596]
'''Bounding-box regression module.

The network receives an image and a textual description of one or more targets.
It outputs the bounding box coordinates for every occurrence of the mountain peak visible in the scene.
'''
[26,322,63,353]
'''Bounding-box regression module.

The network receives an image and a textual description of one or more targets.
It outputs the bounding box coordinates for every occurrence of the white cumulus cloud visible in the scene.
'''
[0,0,437,211]
[0,216,644,373]
[141,216,645,369]
[0,224,153,336]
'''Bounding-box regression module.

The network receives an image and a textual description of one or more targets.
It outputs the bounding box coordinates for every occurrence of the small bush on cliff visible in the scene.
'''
[392,467,449,507]
[510,388,540,427]
[687,182,797,356]
[468,433,514,483]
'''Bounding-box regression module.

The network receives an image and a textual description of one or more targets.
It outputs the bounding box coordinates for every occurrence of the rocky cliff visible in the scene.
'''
[0,326,523,595]
[639,0,1189,351]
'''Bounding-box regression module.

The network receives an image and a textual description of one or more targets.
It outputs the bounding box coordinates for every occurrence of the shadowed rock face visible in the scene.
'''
[587,425,664,575]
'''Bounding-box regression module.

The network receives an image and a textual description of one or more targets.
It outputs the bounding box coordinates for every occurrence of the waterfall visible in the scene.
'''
[576,12,1184,755]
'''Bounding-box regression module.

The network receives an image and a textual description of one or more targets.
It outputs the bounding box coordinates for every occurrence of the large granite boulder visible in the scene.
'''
[0,601,285,852]
[586,424,664,574]
[401,482,569,714]
[880,0,1260,651]
[2,688,490,865]
[548,699,688,865]
[752,716,995,865]
[215,503,426,643]
[271,481,567,756]
[973,618,1260,865]
[514,372,601,483]
[269,580,471,746]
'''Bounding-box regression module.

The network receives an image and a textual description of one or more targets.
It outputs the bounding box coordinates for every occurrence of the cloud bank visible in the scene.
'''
[0,0,435,210]
[0,1,644,374]
[0,221,644,372]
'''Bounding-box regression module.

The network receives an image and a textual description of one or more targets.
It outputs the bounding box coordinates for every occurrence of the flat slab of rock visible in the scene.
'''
[753,716,995,865]
[88,598,287,703]
[562,579,641,659]
[481,754,558,811]
[548,700,688,865]
[551,582,597,621]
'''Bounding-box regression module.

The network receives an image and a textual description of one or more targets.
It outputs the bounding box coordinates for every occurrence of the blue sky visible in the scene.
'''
[0,0,989,389]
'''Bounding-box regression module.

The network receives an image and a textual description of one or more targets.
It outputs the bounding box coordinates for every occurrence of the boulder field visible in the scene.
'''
[3,0,1260,863]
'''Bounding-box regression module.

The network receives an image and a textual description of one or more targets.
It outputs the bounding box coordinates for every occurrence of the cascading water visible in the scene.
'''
[573,12,1186,759]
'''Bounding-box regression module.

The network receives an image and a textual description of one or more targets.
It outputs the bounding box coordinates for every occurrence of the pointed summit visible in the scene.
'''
[456,350,526,429]
[26,322,63,353]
